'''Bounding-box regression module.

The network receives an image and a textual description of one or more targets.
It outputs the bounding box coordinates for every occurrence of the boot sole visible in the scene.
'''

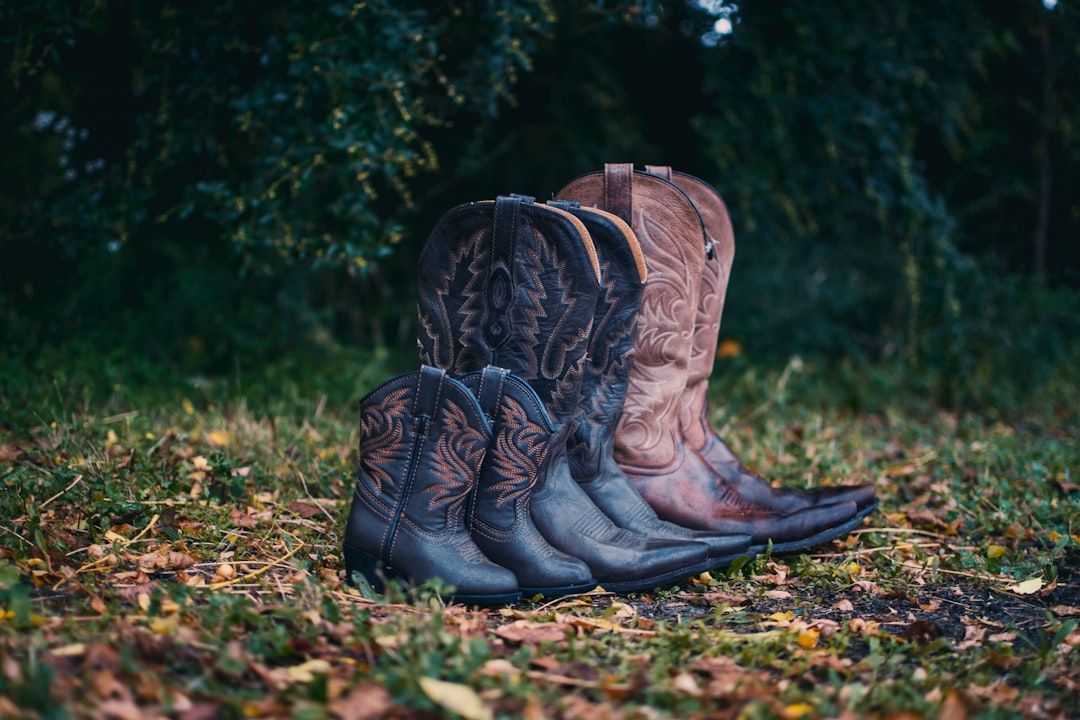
[598,555,716,594]
[752,499,880,556]
[343,545,521,607]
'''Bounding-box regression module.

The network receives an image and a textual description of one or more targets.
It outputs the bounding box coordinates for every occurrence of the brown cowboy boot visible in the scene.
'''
[342,365,521,606]
[644,166,877,519]
[547,199,753,566]
[418,194,715,592]
[557,165,860,553]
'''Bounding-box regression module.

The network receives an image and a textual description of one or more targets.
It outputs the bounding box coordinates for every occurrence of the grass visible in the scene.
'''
[0,346,1077,719]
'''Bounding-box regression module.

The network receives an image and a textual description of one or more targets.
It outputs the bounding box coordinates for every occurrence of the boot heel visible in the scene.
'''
[343,544,386,593]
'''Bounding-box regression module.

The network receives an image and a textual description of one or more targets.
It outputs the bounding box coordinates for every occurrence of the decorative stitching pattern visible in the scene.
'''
[358,385,411,494]
[423,395,486,511]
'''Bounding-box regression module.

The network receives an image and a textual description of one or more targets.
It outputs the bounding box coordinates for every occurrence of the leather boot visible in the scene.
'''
[418,194,715,592]
[342,365,520,606]
[557,164,861,553]
[547,199,753,567]
[644,166,877,518]
[458,365,598,599]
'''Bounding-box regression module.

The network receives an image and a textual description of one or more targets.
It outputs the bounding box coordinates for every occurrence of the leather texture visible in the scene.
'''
[659,168,878,516]
[417,195,600,428]
[557,164,863,553]
[549,200,753,565]
[418,194,716,592]
[343,365,520,605]
[459,366,597,598]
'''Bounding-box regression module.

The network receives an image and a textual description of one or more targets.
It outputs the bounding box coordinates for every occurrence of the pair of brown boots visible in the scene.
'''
[555,164,877,553]
[342,166,875,605]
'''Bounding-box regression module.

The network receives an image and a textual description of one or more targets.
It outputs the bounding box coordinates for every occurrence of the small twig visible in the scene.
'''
[122,514,160,546]
[101,411,139,424]
[0,525,35,549]
[40,474,84,510]
[849,527,954,540]
[896,561,1008,583]
[297,470,336,525]
[207,532,306,590]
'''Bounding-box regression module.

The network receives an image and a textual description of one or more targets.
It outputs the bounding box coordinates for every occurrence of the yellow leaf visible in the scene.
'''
[783,702,814,718]
[796,630,820,649]
[287,659,332,683]
[50,643,86,657]
[417,677,492,720]
[1006,577,1043,595]
[766,611,795,622]
[206,430,230,448]
[987,545,1006,559]
[182,398,195,415]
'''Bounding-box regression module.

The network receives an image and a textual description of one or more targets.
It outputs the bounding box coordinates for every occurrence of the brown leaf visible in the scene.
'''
[832,599,855,612]
[764,589,793,600]
[330,683,394,720]
[901,619,943,645]
[288,501,324,519]
[99,699,142,720]
[1050,605,1080,616]
[494,621,572,645]
[940,690,968,720]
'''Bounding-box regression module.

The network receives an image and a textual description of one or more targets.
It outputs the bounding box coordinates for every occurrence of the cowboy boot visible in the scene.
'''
[557,164,860,553]
[418,194,715,592]
[458,365,598,599]
[342,365,520,606]
[643,166,877,518]
[547,199,753,566]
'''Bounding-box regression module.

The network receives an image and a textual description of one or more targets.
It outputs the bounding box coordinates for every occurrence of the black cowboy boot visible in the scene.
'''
[342,365,520,606]
[459,365,597,599]
[548,199,753,566]
[418,194,714,593]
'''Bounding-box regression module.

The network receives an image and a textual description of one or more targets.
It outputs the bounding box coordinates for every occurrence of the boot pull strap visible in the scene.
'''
[604,163,633,224]
[487,196,524,348]
[474,365,510,420]
[645,164,672,180]
[547,199,580,211]
[414,365,445,421]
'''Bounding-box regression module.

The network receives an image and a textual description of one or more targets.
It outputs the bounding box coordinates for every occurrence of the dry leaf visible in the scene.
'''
[494,621,571,644]
[329,683,393,720]
[1005,577,1043,595]
[286,659,332,683]
[417,677,492,720]
[1050,605,1080,616]
[833,599,855,612]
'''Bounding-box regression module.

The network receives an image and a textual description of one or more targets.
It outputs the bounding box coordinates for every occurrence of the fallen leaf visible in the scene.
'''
[783,702,814,718]
[765,590,793,600]
[417,677,492,720]
[286,659,332,683]
[832,599,855,612]
[1050,605,1080,616]
[494,621,571,644]
[206,430,230,448]
[329,683,393,720]
[1005,577,1043,595]
[50,643,86,657]
[986,545,1006,559]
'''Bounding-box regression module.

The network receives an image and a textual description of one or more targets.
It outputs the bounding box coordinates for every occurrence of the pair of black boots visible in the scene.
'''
[342,195,752,605]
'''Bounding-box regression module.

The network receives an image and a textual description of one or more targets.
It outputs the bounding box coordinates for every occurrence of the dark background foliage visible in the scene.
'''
[2,0,1077,408]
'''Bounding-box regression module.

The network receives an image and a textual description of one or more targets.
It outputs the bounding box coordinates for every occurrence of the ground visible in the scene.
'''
[0,350,1077,719]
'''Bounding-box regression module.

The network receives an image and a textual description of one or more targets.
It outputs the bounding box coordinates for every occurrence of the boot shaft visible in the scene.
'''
[354,366,490,553]
[457,366,556,532]
[417,195,602,430]
[546,201,648,481]
[644,168,736,450]
[556,164,708,470]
